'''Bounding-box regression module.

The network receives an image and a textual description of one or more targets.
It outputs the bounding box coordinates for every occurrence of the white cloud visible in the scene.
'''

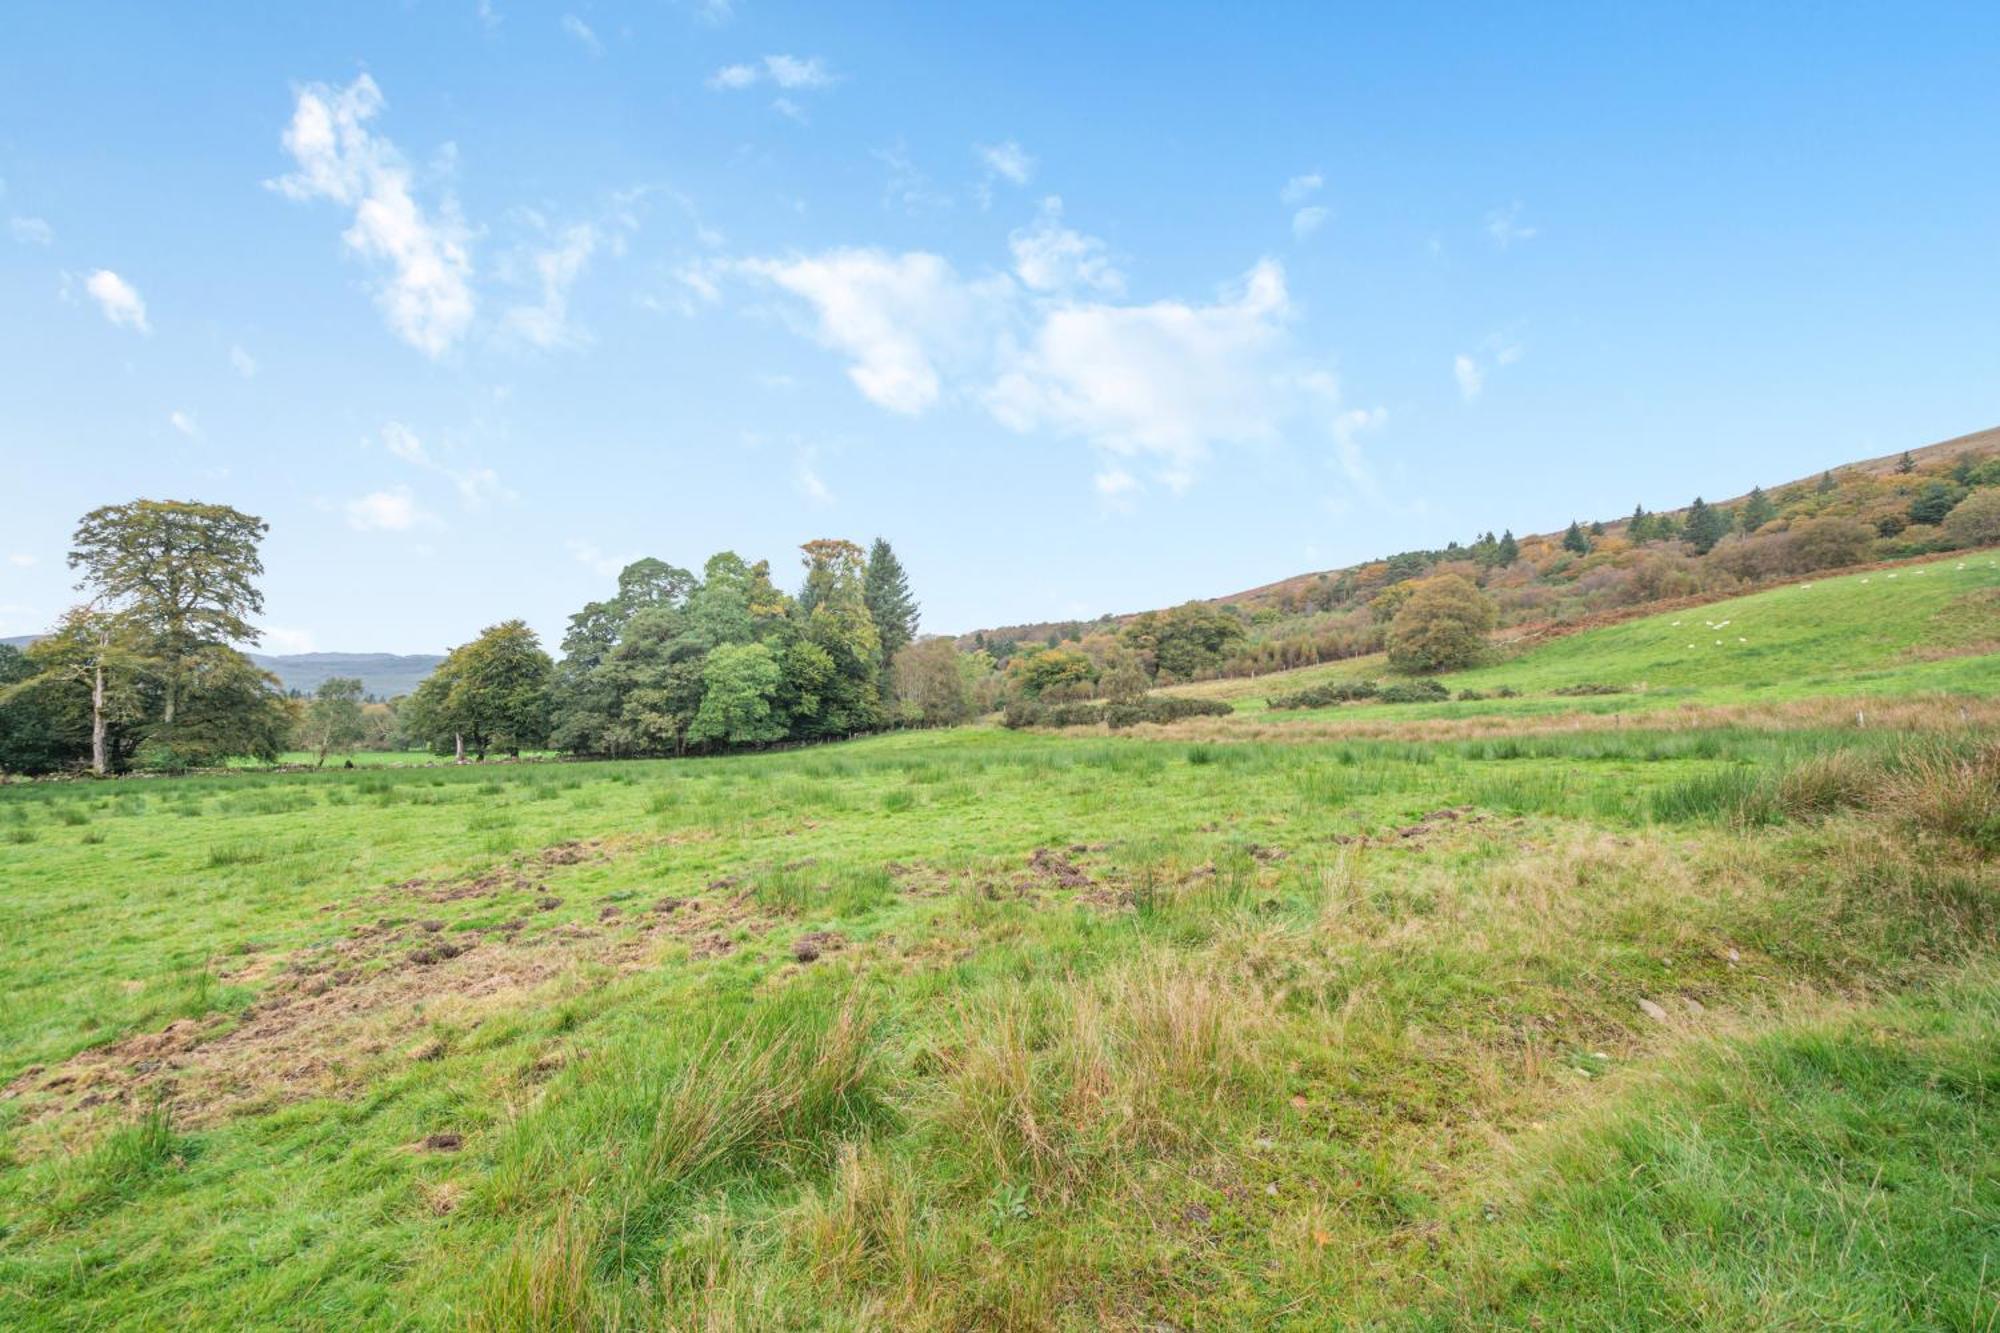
[727,216,1363,496]
[1291,205,1329,240]
[230,344,259,378]
[765,54,832,88]
[693,0,734,24]
[1009,197,1123,295]
[707,62,759,90]
[1453,353,1483,400]
[737,249,1009,414]
[771,97,809,124]
[344,486,427,532]
[793,448,833,505]
[567,539,633,578]
[560,13,604,54]
[977,140,1034,186]
[9,216,52,245]
[261,626,318,655]
[270,75,476,358]
[500,222,600,349]
[1484,201,1537,247]
[1280,172,1323,206]
[85,269,149,333]
[988,259,1294,476]
[169,410,200,438]
[377,420,511,507]
[476,0,501,32]
[7,553,36,568]
[708,53,832,90]
[1093,467,1137,511]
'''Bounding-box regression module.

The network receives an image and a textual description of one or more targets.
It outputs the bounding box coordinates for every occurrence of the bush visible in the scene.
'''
[1550,682,1627,697]
[1377,679,1450,704]
[1268,680,1378,710]
[1003,695,1233,730]
[1942,489,2000,549]
[1385,576,1496,674]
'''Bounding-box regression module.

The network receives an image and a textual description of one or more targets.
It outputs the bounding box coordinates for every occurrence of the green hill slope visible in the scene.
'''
[1176,551,2000,716]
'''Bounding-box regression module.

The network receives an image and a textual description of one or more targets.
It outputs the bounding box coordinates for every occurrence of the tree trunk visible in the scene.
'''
[454,731,465,764]
[91,662,108,777]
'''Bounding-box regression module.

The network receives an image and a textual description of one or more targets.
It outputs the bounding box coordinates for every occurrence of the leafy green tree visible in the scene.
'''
[3,606,156,774]
[301,676,366,767]
[1119,602,1246,681]
[409,620,554,760]
[1741,485,1776,532]
[68,500,268,737]
[1385,575,1496,674]
[889,638,971,725]
[1683,497,1728,554]
[1562,522,1590,555]
[0,644,74,775]
[155,646,294,768]
[863,538,920,668]
[1012,647,1095,698]
[687,642,785,747]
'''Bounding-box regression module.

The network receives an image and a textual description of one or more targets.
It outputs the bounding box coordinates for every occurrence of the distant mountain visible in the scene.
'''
[0,638,440,700]
[245,652,442,699]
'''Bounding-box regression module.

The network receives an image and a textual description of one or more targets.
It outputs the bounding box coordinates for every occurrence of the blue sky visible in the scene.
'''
[3,3,1998,654]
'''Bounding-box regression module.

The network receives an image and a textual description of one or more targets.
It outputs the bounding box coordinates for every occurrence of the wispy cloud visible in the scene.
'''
[500,221,602,349]
[707,53,833,90]
[269,74,475,358]
[378,420,511,507]
[567,538,634,577]
[1453,353,1483,400]
[9,216,52,245]
[169,410,200,438]
[1280,171,1323,206]
[560,13,604,55]
[977,140,1034,186]
[1484,201,1537,247]
[344,485,429,532]
[7,553,38,568]
[1291,205,1329,240]
[1009,196,1123,295]
[85,269,149,333]
[1454,338,1522,401]
[230,344,259,378]
[793,447,834,505]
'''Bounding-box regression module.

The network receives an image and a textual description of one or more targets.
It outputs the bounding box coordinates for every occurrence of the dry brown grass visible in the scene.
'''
[1134,693,2000,744]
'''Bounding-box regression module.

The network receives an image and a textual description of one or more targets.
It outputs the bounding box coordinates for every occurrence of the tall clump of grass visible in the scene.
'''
[1881,739,2000,853]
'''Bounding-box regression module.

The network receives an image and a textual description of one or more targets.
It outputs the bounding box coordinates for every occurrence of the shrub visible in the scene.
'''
[1787,516,1874,572]
[1268,680,1378,710]
[1942,489,2000,549]
[1550,682,1627,697]
[1385,575,1496,673]
[1377,679,1450,704]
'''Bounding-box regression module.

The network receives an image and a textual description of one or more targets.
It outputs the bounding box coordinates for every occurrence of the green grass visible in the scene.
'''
[1,563,1995,1327]
[1180,552,2000,717]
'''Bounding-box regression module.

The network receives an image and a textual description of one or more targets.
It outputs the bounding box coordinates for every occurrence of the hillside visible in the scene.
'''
[1161,550,2000,718]
[1,638,438,700]
[968,424,2000,689]
[241,651,442,699]
[960,422,1992,652]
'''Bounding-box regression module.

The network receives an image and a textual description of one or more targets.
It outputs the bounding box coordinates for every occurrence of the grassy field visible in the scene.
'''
[2,572,1997,1328]
[1171,551,2000,719]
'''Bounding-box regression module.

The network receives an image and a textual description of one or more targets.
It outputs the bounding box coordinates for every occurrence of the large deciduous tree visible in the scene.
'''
[409,621,554,760]
[301,676,367,767]
[68,500,268,736]
[1385,575,1496,674]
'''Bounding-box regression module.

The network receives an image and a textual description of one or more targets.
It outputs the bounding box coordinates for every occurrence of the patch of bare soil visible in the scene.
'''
[2,836,784,1144]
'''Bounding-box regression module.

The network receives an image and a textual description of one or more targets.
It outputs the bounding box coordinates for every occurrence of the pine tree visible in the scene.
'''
[862,538,920,668]
[1741,485,1775,532]
[1683,497,1726,554]
[1588,520,1605,537]
[1628,504,1651,542]
[1495,530,1519,565]
[1817,470,1837,494]
[1562,521,1590,555]
[1895,450,1916,474]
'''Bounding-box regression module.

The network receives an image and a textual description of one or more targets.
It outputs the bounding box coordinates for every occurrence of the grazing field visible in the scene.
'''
[1170,551,2000,718]
[3,570,1997,1329]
